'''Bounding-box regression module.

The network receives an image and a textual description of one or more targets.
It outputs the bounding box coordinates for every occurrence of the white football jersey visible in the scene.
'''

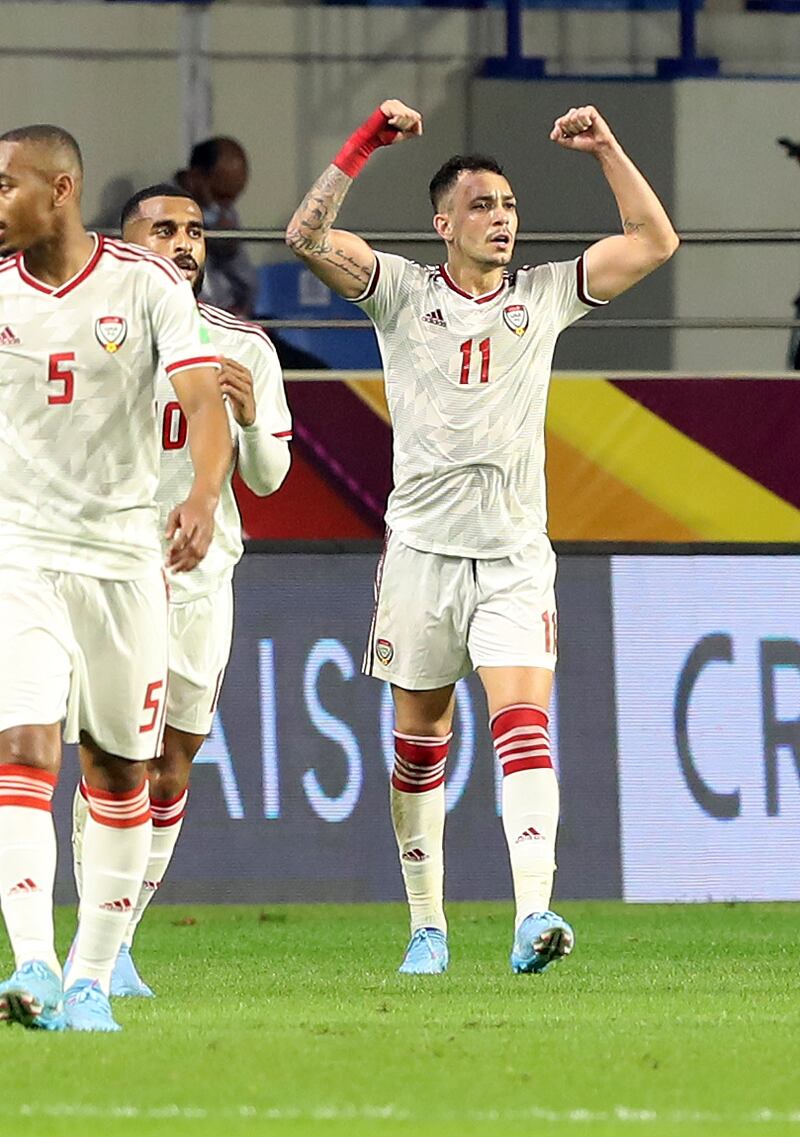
[0,235,219,579]
[356,251,606,558]
[156,302,292,602]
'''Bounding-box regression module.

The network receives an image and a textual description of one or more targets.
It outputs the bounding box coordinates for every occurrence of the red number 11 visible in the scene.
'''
[459,338,491,385]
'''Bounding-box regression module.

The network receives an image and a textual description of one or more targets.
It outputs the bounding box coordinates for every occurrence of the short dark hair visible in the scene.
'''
[0,124,83,174]
[428,154,505,210]
[120,183,202,231]
[188,136,246,174]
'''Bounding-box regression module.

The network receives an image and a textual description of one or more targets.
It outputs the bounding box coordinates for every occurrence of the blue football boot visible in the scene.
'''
[0,960,66,1030]
[111,944,155,998]
[64,979,122,1032]
[398,927,449,974]
[511,910,575,974]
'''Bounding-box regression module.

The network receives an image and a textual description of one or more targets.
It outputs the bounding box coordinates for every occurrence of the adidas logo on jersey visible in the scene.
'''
[0,325,20,346]
[422,308,447,328]
[402,848,429,862]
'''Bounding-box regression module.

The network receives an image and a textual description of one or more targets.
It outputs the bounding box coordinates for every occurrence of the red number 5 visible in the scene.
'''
[48,352,75,405]
[139,680,164,734]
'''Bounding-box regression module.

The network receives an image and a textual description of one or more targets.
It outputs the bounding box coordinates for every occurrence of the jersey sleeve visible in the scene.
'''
[150,277,220,378]
[249,337,292,439]
[351,251,419,327]
[545,253,609,334]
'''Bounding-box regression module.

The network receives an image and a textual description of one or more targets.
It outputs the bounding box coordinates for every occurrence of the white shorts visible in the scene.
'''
[363,531,557,690]
[0,566,169,761]
[166,581,233,736]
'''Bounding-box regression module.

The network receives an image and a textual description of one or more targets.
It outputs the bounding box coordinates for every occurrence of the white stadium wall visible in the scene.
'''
[672,79,800,372]
[2,5,799,366]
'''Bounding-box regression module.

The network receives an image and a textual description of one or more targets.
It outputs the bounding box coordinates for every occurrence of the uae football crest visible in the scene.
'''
[375,638,394,666]
[503,304,529,337]
[95,316,128,354]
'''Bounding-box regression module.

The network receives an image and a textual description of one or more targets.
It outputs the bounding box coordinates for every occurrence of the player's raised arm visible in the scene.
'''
[166,366,232,571]
[550,106,679,302]
[285,99,423,299]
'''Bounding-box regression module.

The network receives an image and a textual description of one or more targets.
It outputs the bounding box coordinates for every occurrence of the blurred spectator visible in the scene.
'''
[175,136,258,318]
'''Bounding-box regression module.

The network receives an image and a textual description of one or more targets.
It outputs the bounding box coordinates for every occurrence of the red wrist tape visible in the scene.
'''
[332,108,397,179]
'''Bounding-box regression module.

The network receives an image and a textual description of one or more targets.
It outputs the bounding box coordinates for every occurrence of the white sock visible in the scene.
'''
[0,765,60,974]
[491,705,559,930]
[391,730,451,935]
[66,780,151,995]
[71,778,89,899]
[123,791,187,949]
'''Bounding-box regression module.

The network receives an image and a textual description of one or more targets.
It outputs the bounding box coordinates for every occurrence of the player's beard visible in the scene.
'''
[191,264,205,297]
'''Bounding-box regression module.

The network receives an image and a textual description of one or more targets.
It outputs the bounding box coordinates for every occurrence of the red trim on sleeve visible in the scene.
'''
[164,356,221,376]
[272,430,293,439]
[356,257,381,303]
[576,254,608,308]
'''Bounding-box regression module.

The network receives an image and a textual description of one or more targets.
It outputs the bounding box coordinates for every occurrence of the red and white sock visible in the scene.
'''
[123,790,187,949]
[0,764,60,974]
[66,780,151,994]
[390,730,451,935]
[491,704,559,930]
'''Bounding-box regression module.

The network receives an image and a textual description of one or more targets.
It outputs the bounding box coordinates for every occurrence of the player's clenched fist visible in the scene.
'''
[219,356,256,427]
[549,106,616,154]
[378,100,423,142]
[165,492,218,572]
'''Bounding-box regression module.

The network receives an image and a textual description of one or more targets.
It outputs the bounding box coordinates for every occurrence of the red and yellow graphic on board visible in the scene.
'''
[238,375,800,543]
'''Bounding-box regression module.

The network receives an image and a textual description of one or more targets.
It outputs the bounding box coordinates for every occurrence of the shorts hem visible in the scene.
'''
[472,656,557,672]
[67,731,161,762]
[0,713,64,734]
[362,665,471,691]
[165,714,213,737]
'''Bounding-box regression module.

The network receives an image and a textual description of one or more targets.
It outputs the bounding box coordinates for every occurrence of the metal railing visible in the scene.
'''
[191,227,800,335]
[209,228,800,246]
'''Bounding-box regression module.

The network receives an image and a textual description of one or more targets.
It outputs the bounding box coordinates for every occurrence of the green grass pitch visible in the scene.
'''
[1,901,800,1136]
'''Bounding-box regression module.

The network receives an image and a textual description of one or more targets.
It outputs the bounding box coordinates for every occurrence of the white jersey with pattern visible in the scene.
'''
[356,251,606,558]
[156,302,292,602]
[0,235,219,579]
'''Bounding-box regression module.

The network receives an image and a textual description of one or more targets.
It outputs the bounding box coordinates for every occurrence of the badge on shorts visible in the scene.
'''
[375,638,394,665]
[95,316,128,354]
[503,304,529,337]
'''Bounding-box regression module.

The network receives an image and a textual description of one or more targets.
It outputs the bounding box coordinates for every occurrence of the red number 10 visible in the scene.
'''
[459,338,491,385]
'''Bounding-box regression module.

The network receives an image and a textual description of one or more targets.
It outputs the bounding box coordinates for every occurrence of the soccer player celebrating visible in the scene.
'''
[0,127,231,1030]
[286,102,678,974]
[71,185,292,998]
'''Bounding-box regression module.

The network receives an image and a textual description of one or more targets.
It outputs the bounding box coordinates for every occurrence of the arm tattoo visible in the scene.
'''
[286,165,372,288]
[623,219,645,234]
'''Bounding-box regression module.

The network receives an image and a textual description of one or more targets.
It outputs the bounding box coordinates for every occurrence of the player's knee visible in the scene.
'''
[81,750,146,795]
[148,762,191,801]
[148,730,203,799]
[0,725,61,773]
[392,685,455,738]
